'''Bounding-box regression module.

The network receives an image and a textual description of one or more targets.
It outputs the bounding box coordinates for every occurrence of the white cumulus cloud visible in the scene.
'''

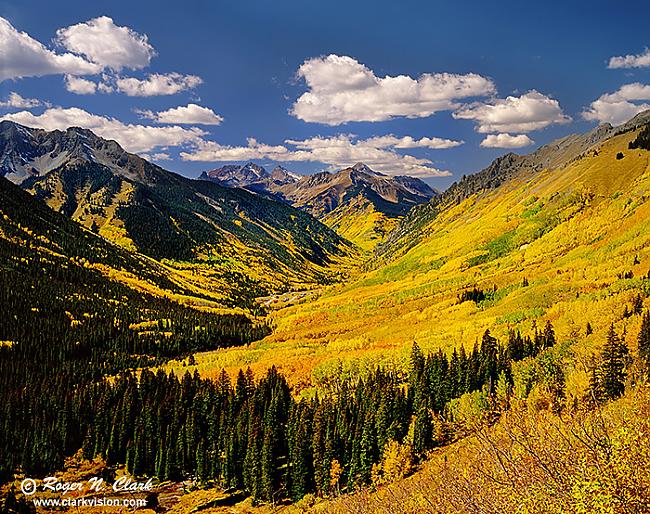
[115,73,203,97]
[0,92,43,108]
[138,103,223,125]
[140,152,172,161]
[480,133,533,148]
[0,16,101,82]
[55,16,155,71]
[291,54,496,125]
[364,135,463,149]
[182,133,453,177]
[0,107,206,154]
[453,91,571,133]
[608,48,650,69]
[64,75,99,94]
[583,83,650,126]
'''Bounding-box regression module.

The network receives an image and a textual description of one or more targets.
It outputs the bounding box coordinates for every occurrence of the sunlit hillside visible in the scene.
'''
[305,382,650,514]
[321,196,399,251]
[173,127,650,393]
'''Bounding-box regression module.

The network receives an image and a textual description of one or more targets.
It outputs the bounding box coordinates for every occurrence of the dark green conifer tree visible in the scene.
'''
[599,324,629,400]
[412,407,432,460]
[638,311,650,380]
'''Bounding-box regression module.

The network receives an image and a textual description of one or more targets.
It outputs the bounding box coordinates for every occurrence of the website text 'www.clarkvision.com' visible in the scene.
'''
[30,496,147,508]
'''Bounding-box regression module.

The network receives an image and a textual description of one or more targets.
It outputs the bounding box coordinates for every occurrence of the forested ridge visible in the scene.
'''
[0,175,269,486]
[0,264,556,504]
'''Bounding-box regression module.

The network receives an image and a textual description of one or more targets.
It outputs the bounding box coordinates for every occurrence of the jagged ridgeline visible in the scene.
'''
[0,120,357,299]
[202,161,436,250]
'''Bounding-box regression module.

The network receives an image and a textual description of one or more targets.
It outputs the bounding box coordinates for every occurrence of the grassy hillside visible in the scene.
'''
[175,127,650,391]
[320,196,399,251]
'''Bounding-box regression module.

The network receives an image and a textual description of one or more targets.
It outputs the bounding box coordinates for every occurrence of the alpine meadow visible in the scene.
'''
[1,2,650,513]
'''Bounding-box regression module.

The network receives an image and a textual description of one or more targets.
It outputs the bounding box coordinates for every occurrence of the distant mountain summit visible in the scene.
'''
[274,162,436,217]
[200,161,436,249]
[200,162,298,195]
[0,121,159,185]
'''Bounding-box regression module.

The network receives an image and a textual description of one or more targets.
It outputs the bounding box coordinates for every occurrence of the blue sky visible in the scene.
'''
[1,0,649,188]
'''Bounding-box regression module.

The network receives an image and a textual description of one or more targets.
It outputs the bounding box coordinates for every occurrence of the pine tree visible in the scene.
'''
[480,330,498,394]
[288,402,314,501]
[196,439,207,482]
[543,321,556,348]
[412,407,432,460]
[599,324,628,400]
[633,294,644,315]
[409,342,426,412]
[311,404,327,496]
[638,311,650,380]
[357,410,377,486]
[587,359,605,405]
[409,342,424,383]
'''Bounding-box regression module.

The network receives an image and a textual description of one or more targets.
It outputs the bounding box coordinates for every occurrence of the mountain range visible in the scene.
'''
[201,161,436,250]
[0,120,356,302]
[199,162,299,194]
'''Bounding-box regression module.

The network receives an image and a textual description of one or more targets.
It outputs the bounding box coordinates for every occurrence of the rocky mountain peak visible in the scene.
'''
[350,162,383,176]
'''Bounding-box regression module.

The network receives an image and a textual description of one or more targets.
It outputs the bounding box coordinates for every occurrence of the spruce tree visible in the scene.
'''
[543,321,556,348]
[587,360,605,405]
[599,324,628,400]
[633,294,644,315]
[638,311,650,380]
[480,330,498,394]
[412,407,432,460]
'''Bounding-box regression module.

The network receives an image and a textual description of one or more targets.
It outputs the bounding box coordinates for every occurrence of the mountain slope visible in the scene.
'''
[0,121,356,299]
[182,115,650,388]
[0,173,266,334]
[308,385,650,514]
[380,111,650,261]
[202,161,436,250]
